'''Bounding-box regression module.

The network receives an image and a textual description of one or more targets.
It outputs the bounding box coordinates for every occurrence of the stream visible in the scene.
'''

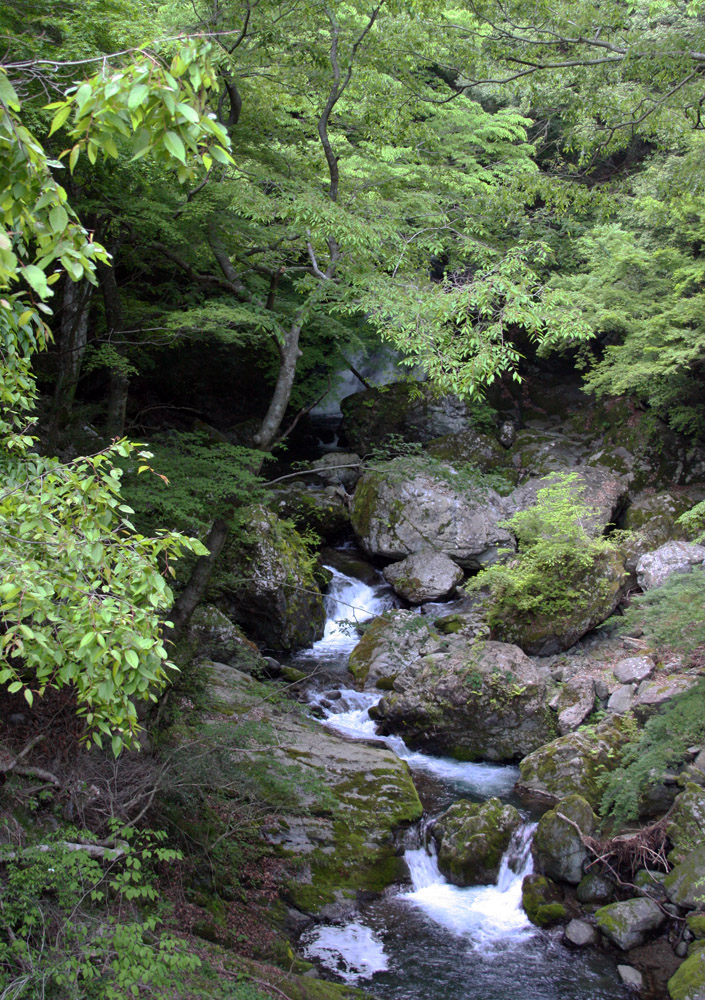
[291,563,628,999]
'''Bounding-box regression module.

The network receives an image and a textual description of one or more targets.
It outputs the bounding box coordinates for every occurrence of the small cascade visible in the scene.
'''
[399,824,536,947]
[300,921,389,983]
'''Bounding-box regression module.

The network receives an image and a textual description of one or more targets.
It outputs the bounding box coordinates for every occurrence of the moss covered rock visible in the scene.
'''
[517,715,633,809]
[668,945,705,1000]
[667,783,705,865]
[521,874,567,927]
[186,605,268,675]
[664,846,705,910]
[382,548,464,604]
[595,897,666,950]
[432,798,521,886]
[270,482,350,541]
[208,505,325,651]
[532,795,597,885]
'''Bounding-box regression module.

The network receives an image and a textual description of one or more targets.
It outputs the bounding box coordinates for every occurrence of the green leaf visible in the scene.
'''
[0,71,20,111]
[163,130,186,165]
[127,83,149,110]
[49,205,69,232]
[21,265,51,299]
[48,103,72,136]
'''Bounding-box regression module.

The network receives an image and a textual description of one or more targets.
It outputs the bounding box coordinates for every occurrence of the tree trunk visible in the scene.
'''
[170,517,230,636]
[253,324,302,449]
[106,372,129,439]
[46,279,93,449]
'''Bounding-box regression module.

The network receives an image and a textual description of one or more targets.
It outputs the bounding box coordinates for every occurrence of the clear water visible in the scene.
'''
[300,568,628,1000]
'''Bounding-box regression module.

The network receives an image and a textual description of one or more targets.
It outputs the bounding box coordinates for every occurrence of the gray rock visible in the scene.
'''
[505,465,628,537]
[595,897,666,950]
[608,683,635,715]
[373,636,557,762]
[382,548,464,604]
[617,965,644,990]
[432,798,521,886]
[577,873,616,905]
[636,540,705,591]
[350,456,514,568]
[633,675,697,721]
[664,846,705,909]
[532,794,597,884]
[311,452,362,488]
[187,605,268,675]
[565,919,599,947]
[498,421,517,448]
[555,677,596,735]
[667,783,705,865]
[613,655,655,684]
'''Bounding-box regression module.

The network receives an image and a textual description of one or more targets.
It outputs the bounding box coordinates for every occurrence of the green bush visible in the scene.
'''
[614,565,705,658]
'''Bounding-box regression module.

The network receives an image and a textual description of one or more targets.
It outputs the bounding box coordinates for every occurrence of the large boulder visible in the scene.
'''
[636,540,705,591]
[505,466,628,537]
[208,506,325,651]
[340,382,485,454]
[667,784,705,865]
[521,874,568,928]
[668,945,705,1000]
[532,794,597,885]
[186,605,269,676]
[269,482,350,541]
[432,798,521,886]
[664,847,705,909]
[508,428,590,478]
[517,715,633,809]
[373,637,556,761]
[487,546,628,656]
[425,428,516,481]
[350,456,513,568]
[382,549,464,604]
[595,898,666,950]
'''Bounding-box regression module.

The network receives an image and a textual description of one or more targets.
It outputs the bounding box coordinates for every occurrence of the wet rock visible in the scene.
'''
[664,847,705,909]
[382,549,464,604]
[521,874,567,927]
[636,540,705,591]
[532,794,597,885]
[350,456,513,568]
[374,637,556,762]
[565,919,599,947]
[667,784,705,865]
[595,897,666,950]
[432,798,521,886]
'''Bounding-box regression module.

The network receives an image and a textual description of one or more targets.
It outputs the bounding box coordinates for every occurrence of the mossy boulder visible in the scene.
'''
[508,428,590,478]
[270,482,350,541]
[668,945,705,1000]
[595,897,666,950]
[432,798,521,886]
[686,914,705,940]
[664,847,705,910]
[667,784,705,865]
[208,505,325,651]
[577,873,616,905]
[382,548,464,604]
[425,428,516,483]
[532,795,597,885]
[521,874,567,928]
[187,604,268,675]
[374,637,557,762]
[517,715,633,809]
[350,456,514,569]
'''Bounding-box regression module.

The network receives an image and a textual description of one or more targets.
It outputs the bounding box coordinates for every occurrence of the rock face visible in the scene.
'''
[595,897,666,950]
[373,637,556,761]
[271,482,350,541]
[199,665,423,916]
[517,716,632,809]
[532,794,597,885]
[636,540,705,591]
[432,798,521,886]
[208,505,325,651]
[382,548,464,604]
[350,457,513,568]
[425,428,516,480]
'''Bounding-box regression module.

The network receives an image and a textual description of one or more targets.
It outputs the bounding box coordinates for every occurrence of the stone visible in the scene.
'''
[668,945,705,1000]
[208,506,325,651]
[595,897,666,950]
[608,684,635,715]
[636,540,705,591]
[633,675,698,721]
[554,677,596,735]
[350,456,514,568]
[667,784,705,865]
[505,465,628,538]
[426,428,516,480]
[373,636,557,762]
[532,794,597,885]
[187,605,269,676]
[310,452,362,488]
[517,715,633,809]
[382,549,464,604]
[521,874,567,928]
[664,847,705,909]
[577,873,616,905]
[613,656,655,684]
[617,966,644,991]
[633,870,667,901]
[432,798,521,886]
[271,482,350,541]
[686,914,705,940]
[565,919,600,947]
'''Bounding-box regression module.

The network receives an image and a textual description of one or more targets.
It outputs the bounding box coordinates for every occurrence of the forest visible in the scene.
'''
[2,1,705,999]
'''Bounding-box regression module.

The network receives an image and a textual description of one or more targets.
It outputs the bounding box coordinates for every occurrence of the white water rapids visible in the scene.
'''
[300,567,534,983]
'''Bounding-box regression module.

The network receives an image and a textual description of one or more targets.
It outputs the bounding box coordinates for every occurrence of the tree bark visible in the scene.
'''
[253,324,302,450]
[46,279,93,449]
[170,517,230,635]
[99,264,130,438]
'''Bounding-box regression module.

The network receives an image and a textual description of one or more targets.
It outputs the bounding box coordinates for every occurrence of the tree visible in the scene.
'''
[0,38,234,751]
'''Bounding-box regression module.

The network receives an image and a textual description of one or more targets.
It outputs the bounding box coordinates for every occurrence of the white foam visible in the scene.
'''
[301,920,389,982]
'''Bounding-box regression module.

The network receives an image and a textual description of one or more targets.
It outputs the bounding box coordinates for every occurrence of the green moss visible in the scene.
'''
[521,875,566,927]
[668,944,705,1000]
[687,914,705,940]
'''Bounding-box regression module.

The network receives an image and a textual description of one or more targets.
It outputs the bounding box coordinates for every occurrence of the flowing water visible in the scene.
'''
[295,566,628,999]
